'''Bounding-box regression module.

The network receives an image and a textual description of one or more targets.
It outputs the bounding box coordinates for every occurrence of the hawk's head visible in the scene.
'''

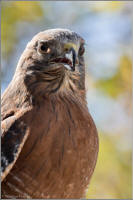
[16,29,86,96]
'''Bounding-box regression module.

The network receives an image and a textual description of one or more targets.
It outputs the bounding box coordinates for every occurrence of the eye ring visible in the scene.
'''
[38,42,51,54]
[78,45,85,56]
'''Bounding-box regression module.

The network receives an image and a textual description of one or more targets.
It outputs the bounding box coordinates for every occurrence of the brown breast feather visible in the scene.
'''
[2,92,99,199]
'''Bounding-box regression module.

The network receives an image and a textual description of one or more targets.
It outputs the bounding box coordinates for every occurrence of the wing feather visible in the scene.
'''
[1,115,30,181]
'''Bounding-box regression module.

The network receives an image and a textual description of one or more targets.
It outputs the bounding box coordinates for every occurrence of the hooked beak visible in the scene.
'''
[50,46,78,71]
[65,47,77,71]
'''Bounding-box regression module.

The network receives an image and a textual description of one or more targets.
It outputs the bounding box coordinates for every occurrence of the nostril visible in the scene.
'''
[65,48,69,53]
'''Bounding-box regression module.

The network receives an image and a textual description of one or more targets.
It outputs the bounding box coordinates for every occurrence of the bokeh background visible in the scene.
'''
[1,1,132,199]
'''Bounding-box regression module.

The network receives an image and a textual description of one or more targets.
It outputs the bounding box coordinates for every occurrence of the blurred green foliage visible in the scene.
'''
[1,1,43,57]
[92,1,123,12]
[87,133,131,199]
[96,55,132,99]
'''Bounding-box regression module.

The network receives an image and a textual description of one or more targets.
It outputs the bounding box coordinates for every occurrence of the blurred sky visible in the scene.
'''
[1,1,132,198]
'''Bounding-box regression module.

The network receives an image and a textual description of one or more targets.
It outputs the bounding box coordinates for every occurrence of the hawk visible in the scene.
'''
[1,29,99,199]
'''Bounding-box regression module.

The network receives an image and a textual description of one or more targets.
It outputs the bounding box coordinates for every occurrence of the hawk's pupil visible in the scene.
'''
[40,44,48,52]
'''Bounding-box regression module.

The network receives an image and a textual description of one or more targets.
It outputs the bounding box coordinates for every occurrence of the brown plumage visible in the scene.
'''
[1,29,99,199]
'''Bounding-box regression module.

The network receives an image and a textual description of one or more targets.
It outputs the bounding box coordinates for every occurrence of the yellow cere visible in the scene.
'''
[64,43,79,53]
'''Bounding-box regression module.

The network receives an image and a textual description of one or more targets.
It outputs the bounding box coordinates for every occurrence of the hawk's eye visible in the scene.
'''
[78,45,85,56]
[39,42,51,54]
